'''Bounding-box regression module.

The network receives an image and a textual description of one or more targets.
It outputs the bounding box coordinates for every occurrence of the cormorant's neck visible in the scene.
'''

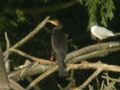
[53,25,62,31]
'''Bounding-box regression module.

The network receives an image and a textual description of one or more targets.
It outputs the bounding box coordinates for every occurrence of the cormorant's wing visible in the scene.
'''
[51,30,68,61]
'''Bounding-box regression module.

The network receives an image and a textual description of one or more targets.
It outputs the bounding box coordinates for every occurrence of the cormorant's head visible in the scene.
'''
[48,20,62,30]
[48,20,60,26]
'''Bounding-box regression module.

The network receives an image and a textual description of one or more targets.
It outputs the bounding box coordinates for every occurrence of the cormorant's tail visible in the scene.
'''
[58,60,66,77]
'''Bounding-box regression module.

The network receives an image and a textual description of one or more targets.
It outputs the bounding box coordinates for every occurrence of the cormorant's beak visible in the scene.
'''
[48,20,58,26]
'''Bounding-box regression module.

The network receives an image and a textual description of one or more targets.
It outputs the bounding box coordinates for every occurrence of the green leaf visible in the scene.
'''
[10,21,18,27]
[16,9,26,22]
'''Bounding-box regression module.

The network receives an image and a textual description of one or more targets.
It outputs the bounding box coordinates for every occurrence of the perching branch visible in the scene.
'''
[66,41,120,63]
[9,61,120,82]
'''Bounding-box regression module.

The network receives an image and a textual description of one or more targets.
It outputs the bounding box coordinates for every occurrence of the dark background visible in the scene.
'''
[0,0,120,89]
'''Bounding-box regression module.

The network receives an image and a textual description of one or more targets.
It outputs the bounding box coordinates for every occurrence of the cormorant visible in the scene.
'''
[48,20,68,77]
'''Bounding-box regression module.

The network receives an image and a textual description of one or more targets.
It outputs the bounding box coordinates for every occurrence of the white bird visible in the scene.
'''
[90,22,120,43]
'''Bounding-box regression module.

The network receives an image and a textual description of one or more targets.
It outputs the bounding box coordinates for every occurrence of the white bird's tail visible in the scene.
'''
[115,33,120,36]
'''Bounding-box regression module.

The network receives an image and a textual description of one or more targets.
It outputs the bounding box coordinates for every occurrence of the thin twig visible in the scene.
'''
[102,75,120,83]
[26,77,41,90]
[100,81,104,90]
[4,32,10,62]
[64,70,75,90]
[104,81,116,90]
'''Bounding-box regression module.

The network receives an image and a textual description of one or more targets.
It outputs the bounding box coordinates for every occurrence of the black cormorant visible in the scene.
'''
[48,20,68,77]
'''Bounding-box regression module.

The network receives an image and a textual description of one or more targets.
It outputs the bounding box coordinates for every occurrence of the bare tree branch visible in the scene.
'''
[9,62,52,81]
[9,61,120,82]
[67,61,120,72]
[65,41,120,62]
[78,68,103,89]
[66,41,120,63]
[3,16,50,56]
[4,32,10,62]
[26,77,41,90]
[11,48,54,65]
[102,75,120,83]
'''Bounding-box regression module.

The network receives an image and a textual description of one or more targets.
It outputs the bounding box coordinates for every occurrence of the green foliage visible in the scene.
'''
[10,21,18,27]
[86,0,115,27]
[85,0,115,39]
[85,0,98,40]
[16,9,26,23]
[78,0,83,4]
[86,0,98,22]
[100,0,115,27]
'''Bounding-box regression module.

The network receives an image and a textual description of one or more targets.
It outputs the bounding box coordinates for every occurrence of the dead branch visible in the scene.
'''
[11,48,54,65]
[64,70,76,90]
[101,73,117,90]
[4,32,10,62]
[9,62,52,81]
[26,77,41,90]
[69,45,120,64]
[78,68,103,89]
[9,61,120,82]
[65,41,120,63]
[3,16,50,56]
[8,60,120,90]
[67,61,120,72]
[4,32,11,73]
[102,75,120,83]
